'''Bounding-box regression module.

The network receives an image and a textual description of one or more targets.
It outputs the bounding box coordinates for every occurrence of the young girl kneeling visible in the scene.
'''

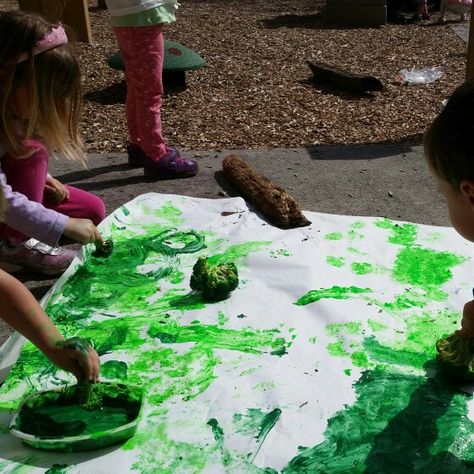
[0,11,105,275]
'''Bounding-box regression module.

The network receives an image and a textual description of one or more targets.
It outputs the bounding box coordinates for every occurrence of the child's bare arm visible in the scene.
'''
[0,269,99,381]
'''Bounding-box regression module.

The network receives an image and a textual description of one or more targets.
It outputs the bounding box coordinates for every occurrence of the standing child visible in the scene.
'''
[0,11,105,276]
[424,81,474,336]
[0,185,100,382]
[105,0,199,180]
[439,0,471,21]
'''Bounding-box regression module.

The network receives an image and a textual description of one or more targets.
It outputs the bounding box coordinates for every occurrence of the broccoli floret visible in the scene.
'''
[190,257,239,300]
[92,238,114,258]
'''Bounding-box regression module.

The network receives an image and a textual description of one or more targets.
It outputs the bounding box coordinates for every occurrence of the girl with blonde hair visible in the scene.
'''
[0,11,105,275]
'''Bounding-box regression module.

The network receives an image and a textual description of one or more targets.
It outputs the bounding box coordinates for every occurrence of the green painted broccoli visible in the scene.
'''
[190,257,239,300]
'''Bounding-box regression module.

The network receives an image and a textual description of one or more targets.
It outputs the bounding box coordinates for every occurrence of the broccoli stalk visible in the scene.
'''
[190,257,239,301]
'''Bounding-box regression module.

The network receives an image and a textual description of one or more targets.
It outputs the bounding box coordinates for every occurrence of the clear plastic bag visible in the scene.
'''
[395,67,444,85]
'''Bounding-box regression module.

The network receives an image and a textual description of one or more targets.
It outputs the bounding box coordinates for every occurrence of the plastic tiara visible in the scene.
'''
[16,24,68,64]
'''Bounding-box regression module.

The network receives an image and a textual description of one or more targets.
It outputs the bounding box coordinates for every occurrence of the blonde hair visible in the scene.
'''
[0,11,85,164]
[424,81,474,191]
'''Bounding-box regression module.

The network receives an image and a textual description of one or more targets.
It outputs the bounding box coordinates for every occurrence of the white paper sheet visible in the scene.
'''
[0,193,473,473]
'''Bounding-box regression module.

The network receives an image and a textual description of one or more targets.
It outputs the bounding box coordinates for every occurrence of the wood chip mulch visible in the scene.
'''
[1,0,469,152]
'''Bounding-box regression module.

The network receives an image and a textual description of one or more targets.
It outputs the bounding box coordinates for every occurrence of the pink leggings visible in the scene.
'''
[0,141,105,242]
[114,24,167,161]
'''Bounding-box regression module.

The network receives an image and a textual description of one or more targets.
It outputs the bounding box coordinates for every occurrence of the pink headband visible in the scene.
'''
[16,24,68,64]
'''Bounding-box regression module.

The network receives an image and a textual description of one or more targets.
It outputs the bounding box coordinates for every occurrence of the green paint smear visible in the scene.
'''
[283,368,474,472]
[16,383,142,438]
[327,322,363,336]
[325,232,343,241]
[327,256,345,268]
[392,247,465,290]
[327,341,347,357]
[45,465,69,474]
[351,262,373,275]
[101,360,128,380]
[295,286,372,306]
[147,322,287,356]
[208,418,232,466]
[376,219,418,246]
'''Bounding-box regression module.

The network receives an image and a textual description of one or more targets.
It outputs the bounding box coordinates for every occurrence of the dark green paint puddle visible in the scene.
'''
[15,383,142,442]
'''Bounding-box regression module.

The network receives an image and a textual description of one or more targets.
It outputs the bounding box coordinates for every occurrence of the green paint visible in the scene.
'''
[15,383,142,439]
[45,464,69,474]
[101,360,128,380]
[327,322,363,336]
[351,351,369,368]
[324,232,343,241]
[392,247,465,290]
[270,249,291,258]
[256,408,281,444]
[253,381,276,391]
[233,407,282,462]
[376,219,417,246]
[147,322,287,356]
[351,262,373,275]
[326,256,345,267]
[367,319,387,332]
[283,368,474,472]
[309,337,317,344]
[327,341,347,357]
[344,369,352,376]
[295,286,372,306]
[208,418,232,466]
[217,311,228,326]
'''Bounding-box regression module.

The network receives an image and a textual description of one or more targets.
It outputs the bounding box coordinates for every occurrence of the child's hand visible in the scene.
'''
[45,337,100,382]
[64,217,102,244]
[44,176,70,204]
[457,300,474,338]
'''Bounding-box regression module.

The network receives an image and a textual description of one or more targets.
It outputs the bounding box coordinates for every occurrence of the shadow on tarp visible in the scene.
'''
[364,360,474,471]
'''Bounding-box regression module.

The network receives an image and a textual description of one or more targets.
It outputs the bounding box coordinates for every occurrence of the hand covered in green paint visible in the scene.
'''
[457,300,474,338]
[46,339,100,382]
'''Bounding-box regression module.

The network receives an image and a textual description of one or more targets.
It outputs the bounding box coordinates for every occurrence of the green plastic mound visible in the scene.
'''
[108,39,205,72]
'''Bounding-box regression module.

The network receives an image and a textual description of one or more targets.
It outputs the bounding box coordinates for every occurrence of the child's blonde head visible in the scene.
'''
[424,81,474,191]
[0,10,84,164]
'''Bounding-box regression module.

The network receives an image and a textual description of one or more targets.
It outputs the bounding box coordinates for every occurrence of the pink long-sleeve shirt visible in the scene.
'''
[0,144,67,246]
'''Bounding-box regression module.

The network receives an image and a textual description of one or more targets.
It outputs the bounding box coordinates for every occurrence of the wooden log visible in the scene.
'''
[222,154,311,229]
[307,61,383,94]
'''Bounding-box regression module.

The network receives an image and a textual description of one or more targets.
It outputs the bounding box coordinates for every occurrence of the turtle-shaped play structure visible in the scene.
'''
[108,40,205,88]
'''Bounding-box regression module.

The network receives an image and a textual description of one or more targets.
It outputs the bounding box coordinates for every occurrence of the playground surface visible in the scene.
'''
[0,3,470,346]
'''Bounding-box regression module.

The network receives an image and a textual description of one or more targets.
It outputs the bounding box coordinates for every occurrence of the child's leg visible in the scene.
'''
[114,25,166,160]
[0,142,48,242]
[439,1,447,18]
[45,186,105,226]
[0,142,79,275]
[114,25,198,180]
